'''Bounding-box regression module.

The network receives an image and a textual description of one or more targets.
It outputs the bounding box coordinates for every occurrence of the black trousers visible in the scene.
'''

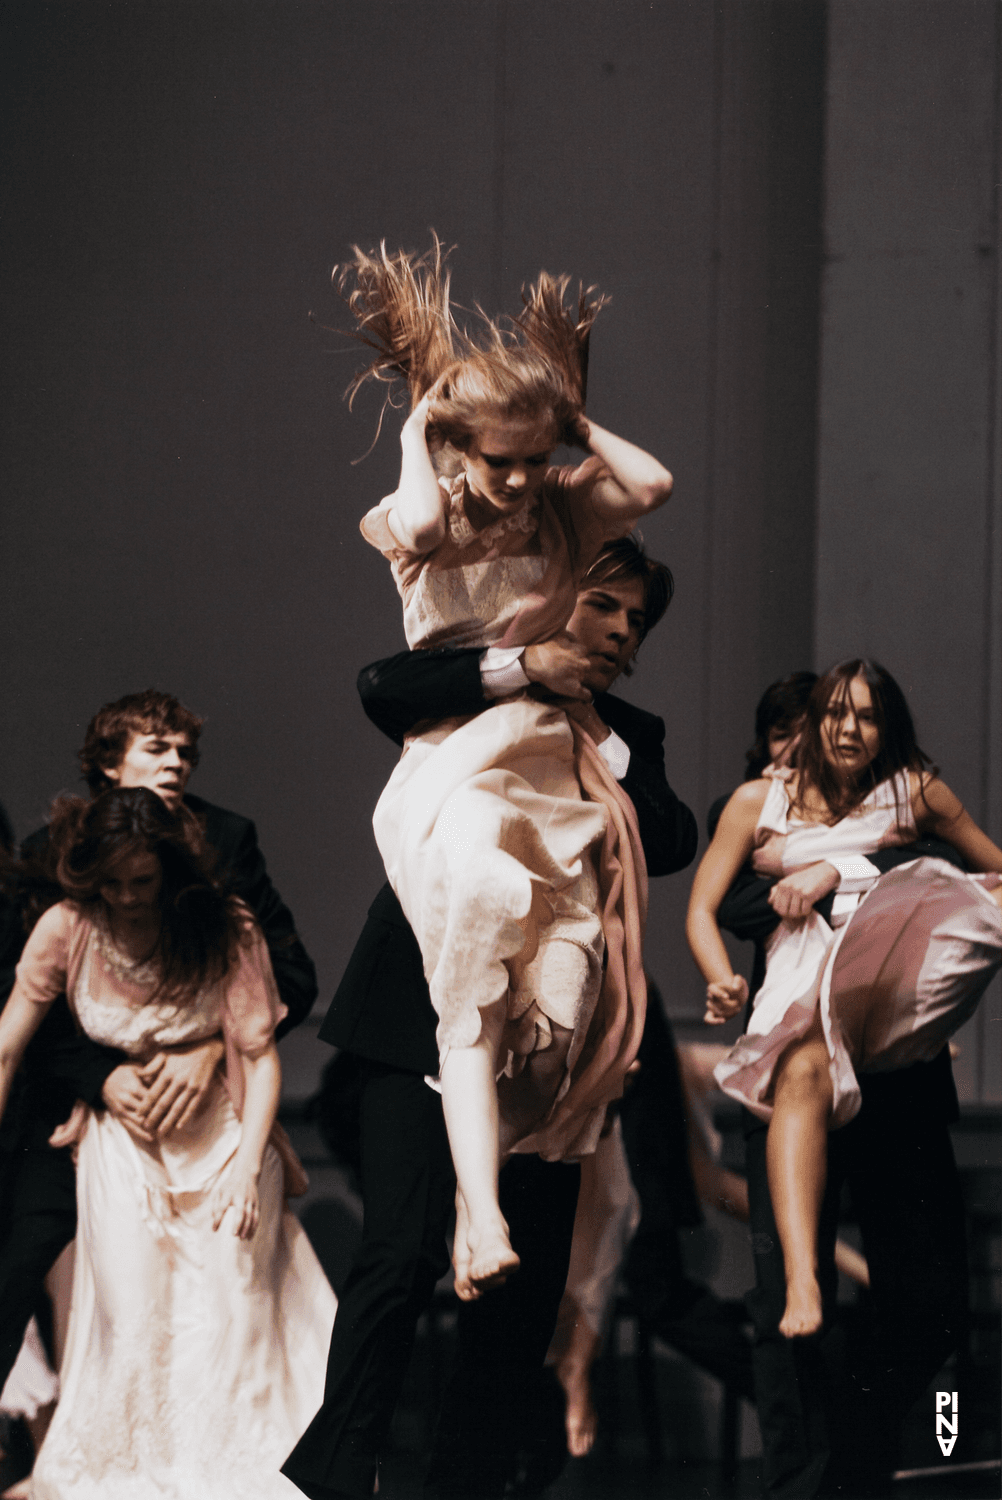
[284,1062,455,1498]
[283,1059,580,1500]
[424,1153,581,1500]
[746,1092,968,1500]
[0,1145,77,1393]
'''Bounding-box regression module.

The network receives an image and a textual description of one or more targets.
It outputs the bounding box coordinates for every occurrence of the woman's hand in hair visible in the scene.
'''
[768,861,839,920]
[563,410,591,449]
[408,379,448,450]
[573,417,673,522]
[704,974,749,1025]
[386,381,451,552]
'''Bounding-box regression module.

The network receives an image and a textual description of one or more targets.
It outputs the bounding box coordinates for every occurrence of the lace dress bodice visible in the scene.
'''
[361,460,632,651]
[73,915,224,1056]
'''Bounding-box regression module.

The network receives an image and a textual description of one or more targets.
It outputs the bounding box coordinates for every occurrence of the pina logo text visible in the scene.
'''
[935,1392,958,1456]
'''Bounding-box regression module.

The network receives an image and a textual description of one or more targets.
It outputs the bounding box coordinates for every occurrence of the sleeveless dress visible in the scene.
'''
[713,771,1002,1126]
[361,463,648,1160]
[13,902,337,1500]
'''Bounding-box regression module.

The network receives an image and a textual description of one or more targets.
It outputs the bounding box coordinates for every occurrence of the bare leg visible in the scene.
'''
[441,1003,520,1300]
[550,1296,601,1457]
[767,1017,833,1338]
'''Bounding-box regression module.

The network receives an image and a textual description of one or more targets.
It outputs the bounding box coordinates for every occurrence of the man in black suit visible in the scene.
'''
[284,540,699,1500]
[706,701,969,1500]
[0,689,317,1406]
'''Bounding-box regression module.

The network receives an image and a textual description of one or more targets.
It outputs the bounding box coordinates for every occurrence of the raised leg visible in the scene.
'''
[425,1155,581,1500]
[440,1002,519,1298]
[767,1019,833,1338]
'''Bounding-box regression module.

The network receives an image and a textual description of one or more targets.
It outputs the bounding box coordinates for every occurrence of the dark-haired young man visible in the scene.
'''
[285,540,703,1500]
[0,690,317,1404]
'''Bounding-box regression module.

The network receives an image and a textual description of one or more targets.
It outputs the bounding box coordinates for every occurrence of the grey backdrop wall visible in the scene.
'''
[816,0,1002,1101]
[2,2,998,1100]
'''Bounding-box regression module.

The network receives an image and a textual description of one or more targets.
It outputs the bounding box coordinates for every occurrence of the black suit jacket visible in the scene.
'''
[2,795,317,1147]
[321,649,698,1074]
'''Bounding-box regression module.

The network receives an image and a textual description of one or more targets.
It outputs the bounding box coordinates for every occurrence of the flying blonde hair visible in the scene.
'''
[335,234,608,453]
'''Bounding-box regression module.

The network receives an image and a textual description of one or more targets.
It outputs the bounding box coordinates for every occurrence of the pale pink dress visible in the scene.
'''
[714,771,1002,1125]
[361,461,648,1159]
[13,902,337,1500]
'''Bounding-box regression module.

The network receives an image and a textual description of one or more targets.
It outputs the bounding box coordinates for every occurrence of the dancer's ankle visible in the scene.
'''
[779,1272,823,1338]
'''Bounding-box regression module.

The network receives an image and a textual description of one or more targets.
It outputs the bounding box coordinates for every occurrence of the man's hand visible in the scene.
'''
[138,1036,226,1136]
[522,634,591,701]
[101,1063,157,1144]
[768,861,840,920]
[704,974,749,1025]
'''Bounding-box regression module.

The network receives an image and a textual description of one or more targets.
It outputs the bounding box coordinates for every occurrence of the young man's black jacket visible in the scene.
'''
[320,647,698,1073]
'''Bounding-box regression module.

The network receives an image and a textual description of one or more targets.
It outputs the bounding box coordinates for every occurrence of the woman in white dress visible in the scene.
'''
[686,660,1002,1339]
[339,238,672,1296]
[0,787,336,1499]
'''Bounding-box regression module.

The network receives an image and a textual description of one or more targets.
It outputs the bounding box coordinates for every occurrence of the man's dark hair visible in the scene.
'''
[581,536,674,674]
[79,690,203,795]
[744,672,818,780]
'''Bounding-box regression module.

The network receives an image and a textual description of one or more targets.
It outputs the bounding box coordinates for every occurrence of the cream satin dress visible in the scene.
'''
[714,771,1002,1125]
[12,902,336,1500]
[362,465,648,1160]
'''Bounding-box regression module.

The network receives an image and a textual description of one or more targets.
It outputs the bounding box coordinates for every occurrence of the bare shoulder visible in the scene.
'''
[713,779,771,841]
[911,770,963,821]
[724,779,772,818]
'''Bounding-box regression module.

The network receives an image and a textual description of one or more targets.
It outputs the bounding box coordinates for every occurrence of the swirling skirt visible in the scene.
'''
[714,858,1002,1126]
[373,697,648,1160]
[31,1091,336,1498]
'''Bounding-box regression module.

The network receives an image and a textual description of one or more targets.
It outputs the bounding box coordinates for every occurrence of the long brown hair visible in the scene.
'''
[792,659,935,825]
[46,787,240,1004]
[335,234,607,453]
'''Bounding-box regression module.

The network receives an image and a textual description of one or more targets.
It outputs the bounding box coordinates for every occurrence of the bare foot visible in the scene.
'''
[467,1223,520,1293]
[779,1276,823,1338]
[452,1192,479,1302]
[2,1479,34,1499]
[556,1357,598,1457]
